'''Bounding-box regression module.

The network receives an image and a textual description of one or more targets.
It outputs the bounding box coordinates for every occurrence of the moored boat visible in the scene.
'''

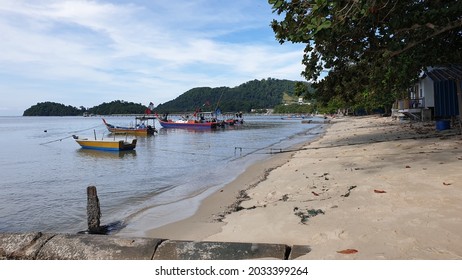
[102,116,157,135]
[72,135,137,151]
[281,114,309,120]
[223,112,244,126]
[158,112,222,129]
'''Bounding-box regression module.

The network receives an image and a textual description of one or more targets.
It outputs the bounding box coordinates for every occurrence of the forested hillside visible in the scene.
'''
[23,100,147,116]
[87,100,147,115]
[155,78,302,113]
[23,78,308,116]
[23,102,83,116]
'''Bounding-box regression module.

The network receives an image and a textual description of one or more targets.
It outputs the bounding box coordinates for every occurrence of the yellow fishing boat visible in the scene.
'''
[72,135,137,151]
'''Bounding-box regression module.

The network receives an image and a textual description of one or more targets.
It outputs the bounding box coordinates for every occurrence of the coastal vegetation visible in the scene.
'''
[88,101,147,115]
[269,0,462,113]
[154,78,306,113]
[23,78,313,116]
[23,101,147,116]
[23,102,85,116]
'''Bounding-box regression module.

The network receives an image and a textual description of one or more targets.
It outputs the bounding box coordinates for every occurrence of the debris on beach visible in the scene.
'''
[229,190,251,212]
[374,189,387,194]
[341,186,357,197]
[337,249,358,254]
[294,208,325,224]
[214,190,251,222]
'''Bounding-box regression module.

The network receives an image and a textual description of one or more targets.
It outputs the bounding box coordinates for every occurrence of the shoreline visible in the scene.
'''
[144,125,327,241]
[146,115,462,259]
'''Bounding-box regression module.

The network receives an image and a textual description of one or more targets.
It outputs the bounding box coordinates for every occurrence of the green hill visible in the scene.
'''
[23,102,83,116]
[23,78,309,116]
[23,100,147,116]
[155,78,304,113]
[87,100,147,115]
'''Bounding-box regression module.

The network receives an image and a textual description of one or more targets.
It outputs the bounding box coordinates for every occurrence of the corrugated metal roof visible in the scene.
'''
[426,65,462,82]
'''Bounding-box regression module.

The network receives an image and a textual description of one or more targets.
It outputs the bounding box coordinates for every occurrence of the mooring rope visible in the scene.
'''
[39,124,103,145]
[39,135,76,145]
[156,148,232,159]
[67,124,103,134]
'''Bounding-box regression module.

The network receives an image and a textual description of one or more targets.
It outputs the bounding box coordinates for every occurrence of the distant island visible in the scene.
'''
[23,78,314,116]
[23,100,149,116]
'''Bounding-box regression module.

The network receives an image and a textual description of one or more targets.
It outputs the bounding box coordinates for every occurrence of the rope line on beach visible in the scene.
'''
[230,127,326,157]
[39,124,104,145]
[257,132,462,155]
[157,140,292,159]
[229,145,285,160]
[230,130,462,156]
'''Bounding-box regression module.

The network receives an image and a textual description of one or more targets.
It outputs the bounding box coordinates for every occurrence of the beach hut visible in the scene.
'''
[425,65,462,119]
[397,65,462,123]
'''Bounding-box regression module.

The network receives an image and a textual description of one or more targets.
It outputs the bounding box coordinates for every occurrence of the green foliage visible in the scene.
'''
[294,81,314,100]
[23,102,83,116]
[282,92,297,104]
[87,100,147,115]
[155,78,301,113]
[269,0,462,111]
[320,96,346,114]
[23,100,147,116]
[23,79,310,116]
[352,90,394,114]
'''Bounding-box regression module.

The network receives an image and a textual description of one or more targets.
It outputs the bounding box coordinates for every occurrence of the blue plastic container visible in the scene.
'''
[436,120,450,131]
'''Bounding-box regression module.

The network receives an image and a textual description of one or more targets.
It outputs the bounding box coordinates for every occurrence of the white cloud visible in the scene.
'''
[0,0,306,115]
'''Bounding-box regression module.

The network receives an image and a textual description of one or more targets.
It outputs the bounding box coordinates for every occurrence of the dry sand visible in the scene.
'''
[147,115,462,259]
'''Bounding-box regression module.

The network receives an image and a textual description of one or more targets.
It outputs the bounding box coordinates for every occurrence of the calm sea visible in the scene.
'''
[0,115,324,236]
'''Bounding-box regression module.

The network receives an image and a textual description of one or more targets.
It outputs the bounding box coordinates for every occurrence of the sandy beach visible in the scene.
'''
[147,115,462,259]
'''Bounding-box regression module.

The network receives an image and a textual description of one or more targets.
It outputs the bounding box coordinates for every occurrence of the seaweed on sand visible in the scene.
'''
[294,208,325,224]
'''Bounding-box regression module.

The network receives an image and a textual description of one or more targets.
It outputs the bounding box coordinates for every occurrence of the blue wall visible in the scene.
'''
[434,80,460,117]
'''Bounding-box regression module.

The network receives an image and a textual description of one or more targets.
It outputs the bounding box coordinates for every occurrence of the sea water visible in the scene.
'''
[0,115,325,235]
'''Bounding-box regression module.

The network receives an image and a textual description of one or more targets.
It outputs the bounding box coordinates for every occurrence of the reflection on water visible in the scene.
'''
[76,149,137,159]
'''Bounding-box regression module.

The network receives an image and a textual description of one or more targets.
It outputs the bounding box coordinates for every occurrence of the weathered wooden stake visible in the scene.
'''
[87,186,102,234]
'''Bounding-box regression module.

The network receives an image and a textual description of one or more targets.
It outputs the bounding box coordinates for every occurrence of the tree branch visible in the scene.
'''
[389,19,462,57]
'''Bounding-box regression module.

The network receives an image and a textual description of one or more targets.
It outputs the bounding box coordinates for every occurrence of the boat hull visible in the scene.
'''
[105,127,154,135]
[102,118,156,135]
[73,137,137,151]
[158,119,218,129]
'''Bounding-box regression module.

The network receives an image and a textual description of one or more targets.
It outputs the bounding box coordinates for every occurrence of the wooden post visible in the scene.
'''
[87,186,102,234]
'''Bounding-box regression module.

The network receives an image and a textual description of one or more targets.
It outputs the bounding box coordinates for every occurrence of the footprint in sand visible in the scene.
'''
[312,229,348,242]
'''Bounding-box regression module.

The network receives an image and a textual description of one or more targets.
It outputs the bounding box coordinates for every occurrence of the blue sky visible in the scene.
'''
[0,0,306,116]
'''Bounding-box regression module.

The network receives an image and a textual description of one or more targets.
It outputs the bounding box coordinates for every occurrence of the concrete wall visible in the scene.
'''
[0,232,310,260]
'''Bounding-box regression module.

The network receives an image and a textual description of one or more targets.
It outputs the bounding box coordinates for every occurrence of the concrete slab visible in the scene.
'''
[1,233,308,260]
[0,232,54,260]
[289,245,312,259]
[153,240,288,260]
[36,234,163,260]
